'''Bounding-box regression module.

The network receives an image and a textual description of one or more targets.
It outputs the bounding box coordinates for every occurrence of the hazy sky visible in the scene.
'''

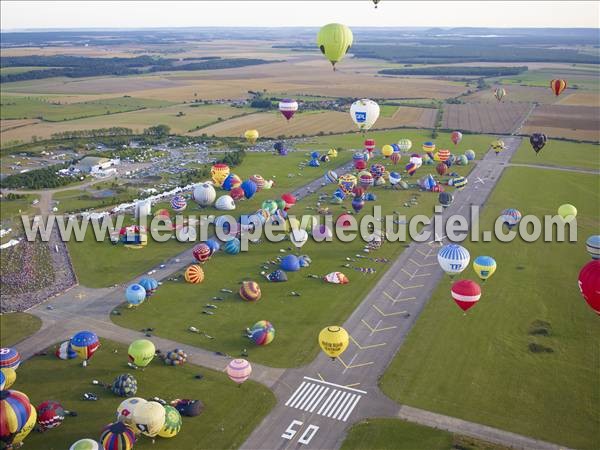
[1,1,598,30]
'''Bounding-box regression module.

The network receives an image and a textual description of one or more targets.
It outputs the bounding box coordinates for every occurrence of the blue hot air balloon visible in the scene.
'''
[280,255,300,272]
[125,284,146,306]
[240,180,257,199]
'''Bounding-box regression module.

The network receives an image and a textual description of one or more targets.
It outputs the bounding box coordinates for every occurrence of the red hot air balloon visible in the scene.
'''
[390,152,401,165]
[192,243,212,263]
[364,139,376,153]
[578,260,600,315]
[451,131,462,145]
[451,280,481,312]
[550,79,567,96]
[281,193,296,210]
[355,159,367,171]
[436,163,448,176]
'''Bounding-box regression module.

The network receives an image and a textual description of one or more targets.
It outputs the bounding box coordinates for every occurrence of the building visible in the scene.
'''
[77,156,119,173]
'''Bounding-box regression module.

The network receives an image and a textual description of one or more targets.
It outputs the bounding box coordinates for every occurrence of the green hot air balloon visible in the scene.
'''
[128,339,156,368]
[317,23,353,70]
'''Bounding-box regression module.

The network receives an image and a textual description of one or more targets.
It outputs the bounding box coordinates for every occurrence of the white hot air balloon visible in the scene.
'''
[290,229,309,250]
[437,244,470,277]
[215,195,236,211]
[350,99,380,132]
[193,182,216,206]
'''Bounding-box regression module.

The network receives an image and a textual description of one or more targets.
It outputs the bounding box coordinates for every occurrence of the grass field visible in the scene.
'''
[341,419,508,450]
[0,95,173,121]
[110,147,476,368]
[0,194,36,227]
[498,67,600,91]
[380,167,600,450]
[0,103,256,143]
[511,139,600,170]
[191,107,437,138]
[11,339,275,450]
[53,184,140,214]
[0,312,42,346]
[67,150,354,287]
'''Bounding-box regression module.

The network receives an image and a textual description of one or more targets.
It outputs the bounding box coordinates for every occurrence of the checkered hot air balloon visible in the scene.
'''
[37,401,66,431]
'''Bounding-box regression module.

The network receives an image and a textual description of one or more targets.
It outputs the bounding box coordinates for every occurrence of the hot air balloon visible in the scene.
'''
[70,331,100,362]
[398,138,412,152]
[70,439,99,450]
[451,280,481,312]
[436,162,448,176]
[388,171,401,185]
[558,204,577,222]
[210,163,230,187]
[227,359,252,384]
[215,195,236,211]
[170,195,187,212]
[473,256,497,281]
[318,326,349,359]
[0,389,33,446]
[435,149,450,162]
[224,238,241,255]
[250,320,275,346]
[192,242,212,263]
[494,87,506,102]
[451,131,463,145]
[111,373,138,397]
[317,23,353,69]
[422,141,435,155]
[222,173,242,191]
[278,98,298,121]
[500,208,522,229]
[438,191,454,208]
[244,129,259,144]
[280,254,301,272]
[138,277,158,297]
[530,133,547,155]
[550,79,567,96]
[465,149,476,161]
[324,170,338,185]
[490,139,505,155]
[100,421,136,450]
[10,402,36,447]
[239,281,261,302]
[125,284,146,307]
[249,174,265,191]
[451,176,467,190]
[55,340,77,360]
[586,235,600,260]
[37,400,66,431]
[262,199,278,215]
[164,349,187,366]
[338,174,357,194]
[158,405,182,438]
[241,179,257,199]
[381,144,393,157]
[438,244,470,277]
[350,99,380,132]
[184,265,204,284]
[117,398,147,425]
[578,260,600,315]
[324,272,349,284]
[351,197,365,213]
[1,368,16,389]
[132,401,166,437]
[364,139,376,153]
[390,152,401,165]
[281,193,297,210]
[193,182,216,206]
[0,348,21,370]
[128,339,155,368]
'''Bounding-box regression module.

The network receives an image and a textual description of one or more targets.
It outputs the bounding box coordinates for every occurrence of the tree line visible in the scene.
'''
[379,66,528,77]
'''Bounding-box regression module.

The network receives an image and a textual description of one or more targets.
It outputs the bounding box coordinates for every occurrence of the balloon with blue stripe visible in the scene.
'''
[473,256,497,281]
[438,244,470,277]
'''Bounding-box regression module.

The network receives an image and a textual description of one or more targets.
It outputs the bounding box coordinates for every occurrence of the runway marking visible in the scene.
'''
[409,258,437,268]
[392,279,424,290]
[349,333,386,350]
[372,304,407,317]
[361,319,397,333]
[401,268,431,279]
[337,355,374,370]
[416,248,436,258]
[383,291,416,304]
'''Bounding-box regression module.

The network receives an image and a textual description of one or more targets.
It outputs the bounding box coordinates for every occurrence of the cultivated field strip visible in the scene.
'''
[442,103,531,134]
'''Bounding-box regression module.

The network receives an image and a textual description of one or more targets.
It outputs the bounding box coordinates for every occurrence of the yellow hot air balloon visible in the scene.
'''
[319,326,349,359]
[11,404,36,446]
[473,256,497,282]
[381,145,393,157]
[132,401,165,437]
[317,23,353,70]
[244,129,259,144]
[1,368,17,389]
[210,163,230,187]
[558,204,577,222]
[127,339,155,368]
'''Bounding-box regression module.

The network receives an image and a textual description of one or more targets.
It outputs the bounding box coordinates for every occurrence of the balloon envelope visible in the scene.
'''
[451,280,481,312]
[318,326,349,358]
[70,331,100,361]
[128,340,155,367]
[317,23,353,68]
[350,99,380,131]
[438,244,470,276]
[578,260,600,315]
[226,359,252,384]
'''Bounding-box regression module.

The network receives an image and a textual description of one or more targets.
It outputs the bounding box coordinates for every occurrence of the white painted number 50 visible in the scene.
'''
[281,420,320,445]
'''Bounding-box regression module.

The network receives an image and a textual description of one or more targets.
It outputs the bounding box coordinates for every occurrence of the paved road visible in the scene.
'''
[240,137,570,450]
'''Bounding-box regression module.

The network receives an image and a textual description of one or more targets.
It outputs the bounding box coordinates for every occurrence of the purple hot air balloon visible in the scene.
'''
[278,98,298,121]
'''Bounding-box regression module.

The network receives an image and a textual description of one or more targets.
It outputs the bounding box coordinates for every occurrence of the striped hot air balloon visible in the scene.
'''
[184,265,204,284]
[500,208,522,229]
[239,281,261,301]
[170,195,187,212]
[364,139,376,153]
[0,389,33,445]
[435,149,450,162]
[226,359,252,385]
[249,320,275,346]
[451,131,463,145]
[586,235,600,260]
[249,174,265,191]
[100,421,136,450]
[0,348,21,370]
[192,243,212,263]
[224,238,241,255]
[550,79,567,96]
[438,244,470,277]
[451,280,481,312]
[278,98,298,121]
[451,176,467,190]
[397,139,412,152]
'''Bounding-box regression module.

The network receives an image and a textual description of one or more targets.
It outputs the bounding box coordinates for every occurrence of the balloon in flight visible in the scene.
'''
[317,23,353,69]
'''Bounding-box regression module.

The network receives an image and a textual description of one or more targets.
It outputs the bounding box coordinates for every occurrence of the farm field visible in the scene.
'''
[0,66,57,75]
[193,107,437,138]
[511,139,600,170]
[111,150,477,368]
[0,118,41,132]
[0,312,42,346]
[556,90,600,107]
[521,104,600,142]
[441,103,531,134]
[8,339,276,450]
[341,419,507,450]
[0,95,173,121]
[497,67,600,90]
[0,103,255,143]
[380,167,600,450]
[461,85,563,104]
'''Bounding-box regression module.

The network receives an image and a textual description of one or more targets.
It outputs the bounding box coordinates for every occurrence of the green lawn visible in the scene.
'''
[0,313,42,347]
[12,339,275,450]
[0,66,56,75]
[341,419,507,450]
[379,105,399,118]
[54,185,140,214]
[511,139,600,170]
[380,167,600,450]
[498,67,600,90]
[0,194,36,227]
[111,149,476,368]
[0,96,172,121]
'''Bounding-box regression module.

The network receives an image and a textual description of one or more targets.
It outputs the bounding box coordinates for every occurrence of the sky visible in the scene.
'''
[1,1,599,30]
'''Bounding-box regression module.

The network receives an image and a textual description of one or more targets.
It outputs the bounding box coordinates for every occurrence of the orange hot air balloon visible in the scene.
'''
[550,79,567,96]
